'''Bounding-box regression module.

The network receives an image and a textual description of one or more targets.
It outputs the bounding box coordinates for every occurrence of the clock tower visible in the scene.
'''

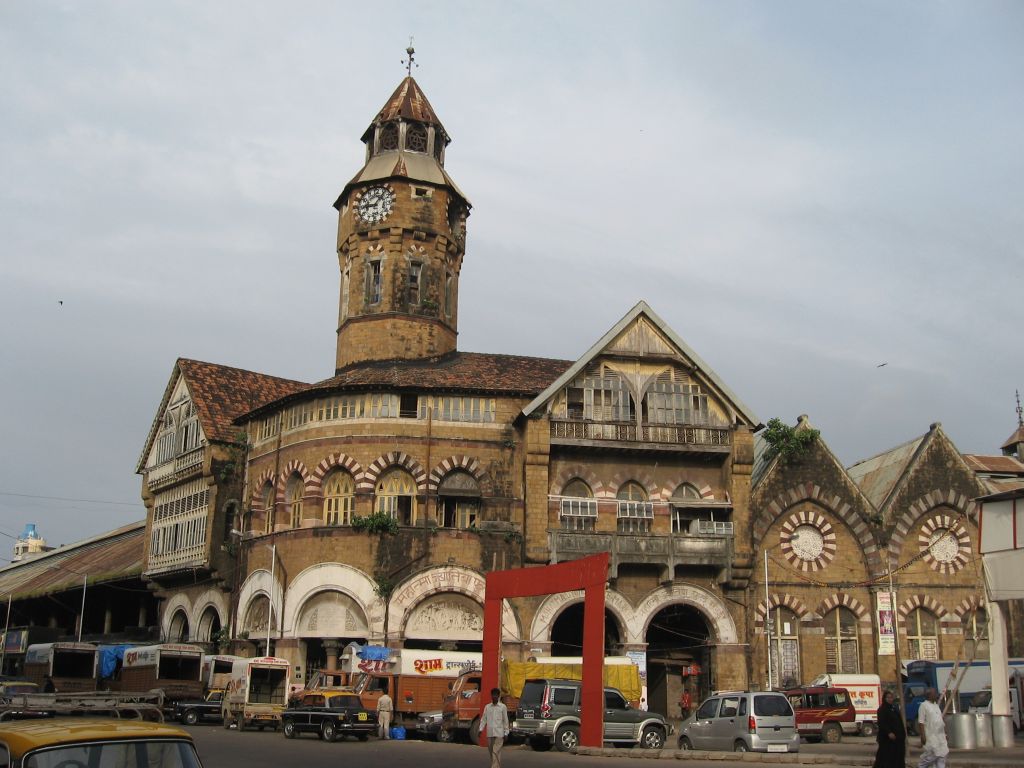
[333,75,470,371]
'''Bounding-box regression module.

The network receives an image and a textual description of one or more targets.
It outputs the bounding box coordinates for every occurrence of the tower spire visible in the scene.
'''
[402,38,417,77]
[1016,389,1022,428]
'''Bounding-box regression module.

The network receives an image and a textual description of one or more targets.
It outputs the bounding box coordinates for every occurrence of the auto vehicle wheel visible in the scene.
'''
[860,722,877,738]
[528,736,551,751]
[257,725,265,732]
[283,720,297,739]
[640,725,666,750]
[822,723,842,744]
[733,739,749,752]
[678,736,693,750]
[468,717,480,743]
[182,710,198,726]
[554,724,580,752]
[437,726,453,743]
[321,721,337,742]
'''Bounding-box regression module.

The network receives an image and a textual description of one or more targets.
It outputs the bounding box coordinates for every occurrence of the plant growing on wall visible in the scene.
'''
[762,417,820,463]
[351,510,399,535]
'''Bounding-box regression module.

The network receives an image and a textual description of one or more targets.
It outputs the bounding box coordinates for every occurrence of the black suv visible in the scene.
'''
[514,678,670,751]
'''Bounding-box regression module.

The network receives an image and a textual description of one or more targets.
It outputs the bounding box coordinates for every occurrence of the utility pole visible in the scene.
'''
[888,563,909,745]
[77,575,88,642]
[764,549,772,689]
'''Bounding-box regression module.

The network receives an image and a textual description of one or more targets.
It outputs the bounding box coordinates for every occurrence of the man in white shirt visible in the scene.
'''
[480,687,510,768]
[377,692,394,739]
[917,688,949,768]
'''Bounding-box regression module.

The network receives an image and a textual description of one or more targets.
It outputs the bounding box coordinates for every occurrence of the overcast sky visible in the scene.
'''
[1,1,1021,549]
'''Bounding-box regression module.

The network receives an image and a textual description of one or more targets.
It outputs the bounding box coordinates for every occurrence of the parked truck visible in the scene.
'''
[810,673,882,736]
[203,654,244,692]
[441,657,643,743]
[968,669,1024,730]
[115,643,205,710]
[351,649,481,726]
[903,658,1024,732]
[222,656,291,731]
[24,642,98,692]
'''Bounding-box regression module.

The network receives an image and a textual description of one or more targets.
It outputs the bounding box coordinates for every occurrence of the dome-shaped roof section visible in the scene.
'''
[360,77,449,144]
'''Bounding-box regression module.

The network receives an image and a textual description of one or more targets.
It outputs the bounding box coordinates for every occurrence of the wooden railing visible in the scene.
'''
[550,419,730,447]
[146,447,205,491]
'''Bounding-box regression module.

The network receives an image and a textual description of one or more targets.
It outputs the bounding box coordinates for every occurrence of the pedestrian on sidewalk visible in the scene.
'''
[377,692,393,739]
[873,689,906,768]
[480,688,510,768]
[917,688,949,768]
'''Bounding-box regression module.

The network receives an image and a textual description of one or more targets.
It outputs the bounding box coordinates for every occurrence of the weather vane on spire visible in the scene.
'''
[402,37,418,77]
[1016,389,1022,427]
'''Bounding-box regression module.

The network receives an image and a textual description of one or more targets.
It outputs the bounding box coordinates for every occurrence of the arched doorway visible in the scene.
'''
[168,609,190,643]
[294,590,369,677]
[550,604,621,657]
[196,606,221,644]
[645,604,712,719]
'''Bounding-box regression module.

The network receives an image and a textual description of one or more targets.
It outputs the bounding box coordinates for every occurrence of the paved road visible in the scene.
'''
[182,725,1024,768]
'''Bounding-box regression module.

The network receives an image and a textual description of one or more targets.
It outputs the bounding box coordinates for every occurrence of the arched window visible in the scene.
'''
[376,469,417,526]
[168,610,189,643]
[824,607,860,673]
[670,483,702,534]
[406,123,428,152]
[287,476,304,528]
[323,472,354,526]
[380,122,399,151]
[560,478,596,531]
[616,481,652,534]
[262,483,275,533]
[963,608,988,660]
[438,470,480,529]
[768,607,801,689]
[906,608,939,661]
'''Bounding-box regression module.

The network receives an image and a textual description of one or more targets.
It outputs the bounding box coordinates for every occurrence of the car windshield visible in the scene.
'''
[26,741,201,768]
[754,694,792,717]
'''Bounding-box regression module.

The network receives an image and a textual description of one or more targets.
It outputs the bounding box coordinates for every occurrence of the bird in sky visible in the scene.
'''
[876,362,887,368]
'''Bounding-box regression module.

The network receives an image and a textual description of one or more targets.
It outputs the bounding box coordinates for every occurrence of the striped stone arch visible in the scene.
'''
[310,453,364,496]
[549,464,604,498]
[953,595,985,619]
[275,459,311,503]
[659,481,715,501]
[428,455,489,494]
[818,593,872,624]
[888,490,977,569]
[897,594,951,621]
[253,469,276,509]
[918,514,971,574]
[754,594,812,628]
[361,451,427,493]
[753,483,881,574]
[608,471,659,500]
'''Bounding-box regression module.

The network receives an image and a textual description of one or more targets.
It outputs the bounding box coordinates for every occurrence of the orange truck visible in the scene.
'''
[441,658,643,743]
[350,649,481,726]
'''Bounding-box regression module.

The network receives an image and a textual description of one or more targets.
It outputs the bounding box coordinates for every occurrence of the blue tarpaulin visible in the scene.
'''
[358,645,391,661]
[97,644,135,679]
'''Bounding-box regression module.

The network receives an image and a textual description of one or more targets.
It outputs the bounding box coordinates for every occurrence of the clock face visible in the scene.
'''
[790,524,825,561]
[356,186,395,224]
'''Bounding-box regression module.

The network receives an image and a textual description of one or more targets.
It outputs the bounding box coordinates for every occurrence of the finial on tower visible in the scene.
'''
[1016,389,1022,427]
[402,37,418,77]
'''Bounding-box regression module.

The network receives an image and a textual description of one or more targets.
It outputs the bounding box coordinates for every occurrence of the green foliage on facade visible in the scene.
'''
[351,511,399,535]
[762,417,820,462]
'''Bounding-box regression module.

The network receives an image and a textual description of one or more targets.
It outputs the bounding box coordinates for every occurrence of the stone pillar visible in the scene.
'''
[138,602,147,628]
[103,605,113,635]
[323,639,341,671]
[989,599,1010,717]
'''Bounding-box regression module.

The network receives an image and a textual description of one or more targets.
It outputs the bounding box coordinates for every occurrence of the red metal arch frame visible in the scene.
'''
[480,552,609,747]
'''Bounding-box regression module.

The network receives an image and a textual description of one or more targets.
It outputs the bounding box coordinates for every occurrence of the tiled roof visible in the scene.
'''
[178,358,307,443]
[1001,425,1024,451]
[0,522,145,600]
[238,352,572,421]
[373,77,445,130]
[963,454,1024,475]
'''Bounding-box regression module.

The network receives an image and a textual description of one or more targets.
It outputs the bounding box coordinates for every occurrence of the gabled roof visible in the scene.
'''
[520,301,759,426]
[1001,425,1024,451]
[137,359,307,472]
[237,352,573,422]
[963,454,1024,476]
[846,433,927,510]
[0,522,145,600]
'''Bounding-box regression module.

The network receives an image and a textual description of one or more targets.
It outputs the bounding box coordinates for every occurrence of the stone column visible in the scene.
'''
[323,639,341,671]
[103,605,113,635]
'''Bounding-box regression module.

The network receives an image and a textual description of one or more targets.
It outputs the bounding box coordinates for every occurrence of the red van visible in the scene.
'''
[783,686,856,743]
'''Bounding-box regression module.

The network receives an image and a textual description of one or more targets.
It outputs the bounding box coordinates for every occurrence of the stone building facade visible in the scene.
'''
[136,74,992,718]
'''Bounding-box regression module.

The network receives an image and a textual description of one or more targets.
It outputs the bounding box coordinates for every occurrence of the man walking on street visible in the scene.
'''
[480,688,510,768]
[377,691,394,739]
[917,688,949,768]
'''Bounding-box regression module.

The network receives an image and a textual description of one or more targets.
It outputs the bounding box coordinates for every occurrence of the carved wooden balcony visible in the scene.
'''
[549,418,731,454]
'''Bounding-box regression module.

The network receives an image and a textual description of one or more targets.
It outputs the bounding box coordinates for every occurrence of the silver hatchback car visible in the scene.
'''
[677,691,799,753]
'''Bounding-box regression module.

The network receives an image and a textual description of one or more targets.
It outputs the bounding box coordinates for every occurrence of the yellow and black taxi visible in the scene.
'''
[0,718,203,768]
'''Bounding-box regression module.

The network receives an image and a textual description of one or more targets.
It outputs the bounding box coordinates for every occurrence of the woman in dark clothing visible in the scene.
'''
[873,689,906,768]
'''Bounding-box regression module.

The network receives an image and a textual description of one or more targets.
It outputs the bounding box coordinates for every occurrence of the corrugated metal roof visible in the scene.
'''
[0,522,145,600]
[963,454,1024,475]
[846,434,925,510]
[339,150,469,206]
[1001,425,1024,451]
[371,77,446,132]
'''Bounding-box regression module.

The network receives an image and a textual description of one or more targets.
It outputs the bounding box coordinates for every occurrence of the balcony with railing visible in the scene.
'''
[145,507,209,576]
[549,419,731,453]
[146,447,205,491]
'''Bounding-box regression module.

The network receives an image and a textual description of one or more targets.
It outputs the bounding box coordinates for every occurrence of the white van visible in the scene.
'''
[810,674,883,737]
